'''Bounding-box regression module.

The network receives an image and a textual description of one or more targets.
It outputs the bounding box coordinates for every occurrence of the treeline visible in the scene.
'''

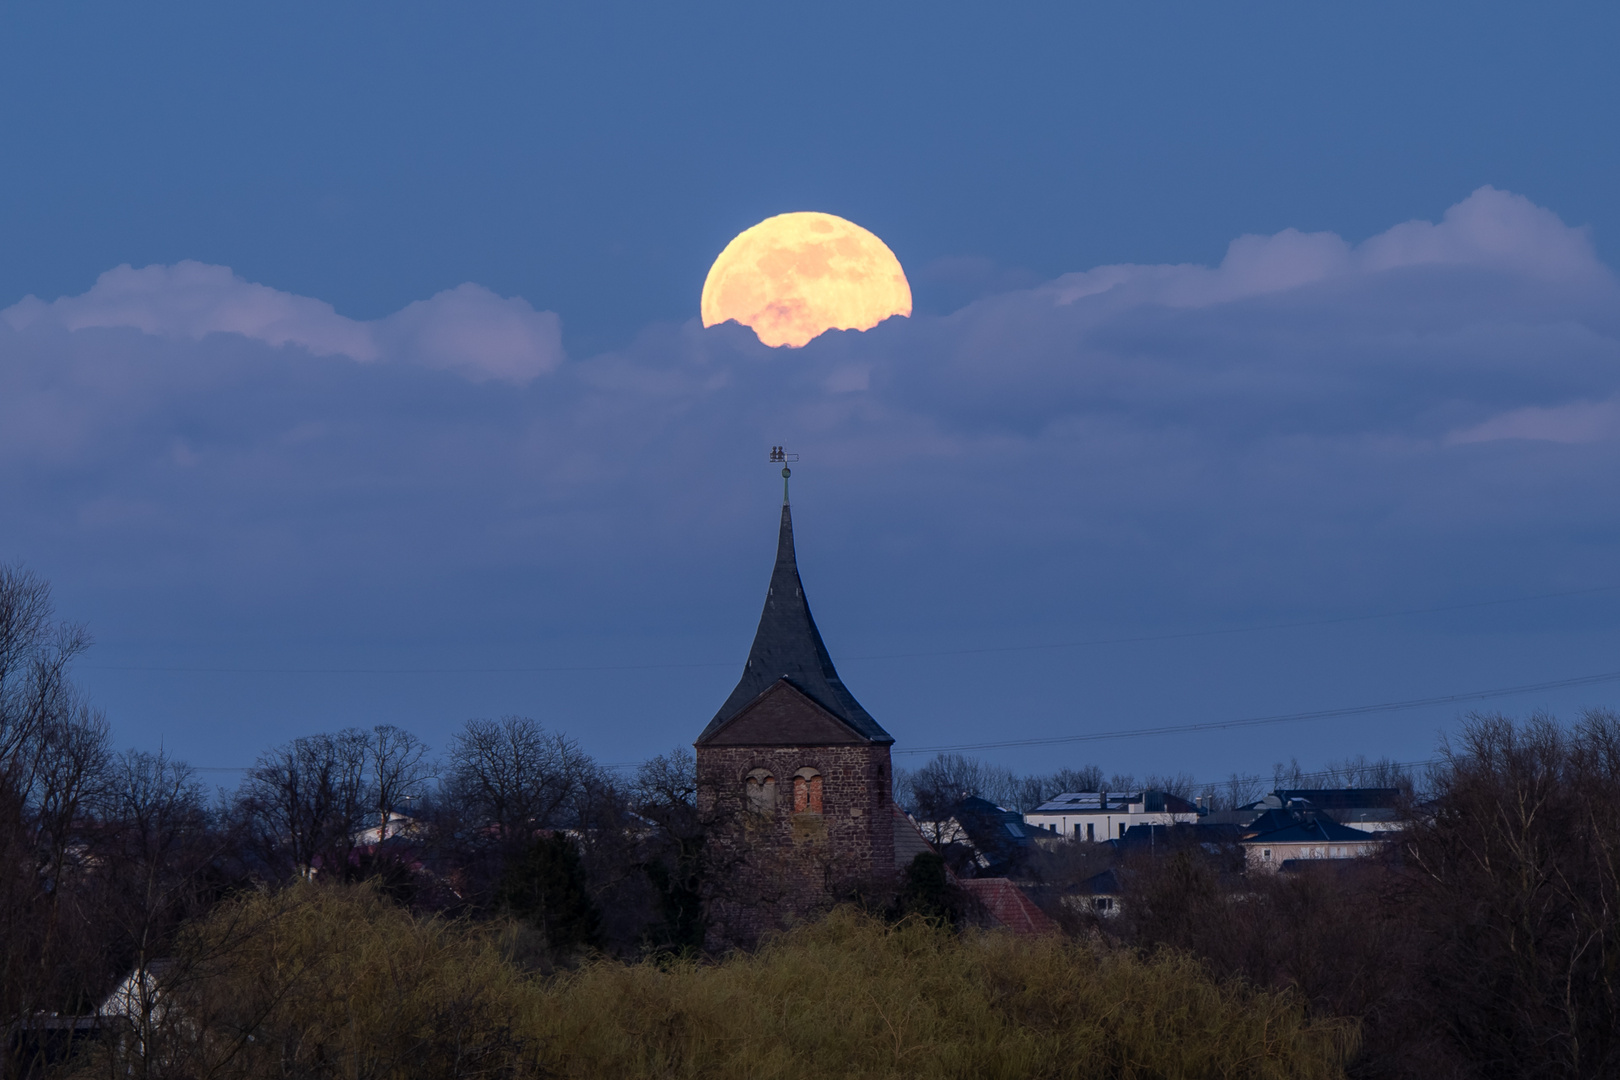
[0,567,708,1068]
[9,562,1620,1078]
[895,748,1416,817]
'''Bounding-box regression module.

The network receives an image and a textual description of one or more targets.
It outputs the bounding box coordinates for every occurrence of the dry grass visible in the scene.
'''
[85,884,1355,1080]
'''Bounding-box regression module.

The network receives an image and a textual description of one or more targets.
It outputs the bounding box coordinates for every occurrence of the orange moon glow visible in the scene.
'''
[701,212,912,348]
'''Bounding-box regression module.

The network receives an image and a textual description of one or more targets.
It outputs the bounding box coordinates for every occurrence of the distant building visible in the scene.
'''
[934,796,1039,877]
[1067,867,1124,918]
[1025,790,1200,841]
[958,877,1057,934]
[694,498,899,947]
[1241,810,1385,872]
[1255,788,1405,833]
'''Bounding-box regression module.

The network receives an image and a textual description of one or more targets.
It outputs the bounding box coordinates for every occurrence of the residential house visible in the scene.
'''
[935,796,1038,877]
[1263,788,1405,833]
[1024,790,1200,842]
[1066,866,1124,918]
[1241,810,1385,872]
[959,877,1057,933]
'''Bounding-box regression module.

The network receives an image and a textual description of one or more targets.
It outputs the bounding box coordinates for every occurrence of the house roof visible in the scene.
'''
[1111,821,1243,851]
[958,878,1057,935]
[893,804,937,870]
[1029,790,1198,815]
[1078,867,1123,896]
[1242,788,1402,812]
[944,797,1037,877]
[696,502,892,746]
[1244,814,1375,845]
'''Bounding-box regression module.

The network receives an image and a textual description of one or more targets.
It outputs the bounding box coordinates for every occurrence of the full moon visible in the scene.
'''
[701,212,912,348]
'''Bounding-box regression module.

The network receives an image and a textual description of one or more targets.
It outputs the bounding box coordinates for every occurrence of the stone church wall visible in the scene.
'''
[697,742,895,947]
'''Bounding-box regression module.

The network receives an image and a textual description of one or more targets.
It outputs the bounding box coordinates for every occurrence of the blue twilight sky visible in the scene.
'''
[2,2,1619,787]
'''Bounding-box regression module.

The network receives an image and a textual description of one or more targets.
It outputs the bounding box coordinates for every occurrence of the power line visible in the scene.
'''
[890,668,1620,755]
[1188,756,1447,792]
[76,582,1620,675]
[203,668,1611,776]
[854,584,1620,664]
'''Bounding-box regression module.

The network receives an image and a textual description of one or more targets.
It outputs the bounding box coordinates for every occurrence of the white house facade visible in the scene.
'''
[1024,791,1199,842]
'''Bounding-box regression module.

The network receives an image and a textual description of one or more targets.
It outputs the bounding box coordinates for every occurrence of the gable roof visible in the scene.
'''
[696,503,892,746]
[893,804,938,870]
[699,680,868,746]
[958,878,1057,935]
[1244,814,1375,845]
[943,797,1037,877]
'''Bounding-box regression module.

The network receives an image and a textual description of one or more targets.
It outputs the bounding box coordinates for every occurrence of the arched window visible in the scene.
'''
[745,769,777,812]
[792,768,823,814]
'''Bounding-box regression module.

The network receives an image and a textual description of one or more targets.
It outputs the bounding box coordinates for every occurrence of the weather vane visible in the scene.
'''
[769,446,798,503]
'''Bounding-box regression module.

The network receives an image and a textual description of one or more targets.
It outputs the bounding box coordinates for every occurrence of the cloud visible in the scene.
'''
[2,262,376,359]
[1,261,563,383]
[1448,400,1620,445]
[1041,186,1611,311]
[5,185,1620,772]
[375,283,564,383]
[1,185,1618,637]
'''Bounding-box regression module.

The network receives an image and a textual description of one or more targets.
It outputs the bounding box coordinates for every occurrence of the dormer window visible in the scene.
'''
[745,769,778,812]
[793,768,823,814]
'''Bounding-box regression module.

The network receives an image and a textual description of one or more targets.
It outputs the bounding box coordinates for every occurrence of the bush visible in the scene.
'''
[535,907,1355,1079]
[81,884,1354,1080]
[81,883,534,1080]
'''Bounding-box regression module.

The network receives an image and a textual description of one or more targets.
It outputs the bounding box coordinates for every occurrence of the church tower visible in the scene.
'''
[694,494,896,945]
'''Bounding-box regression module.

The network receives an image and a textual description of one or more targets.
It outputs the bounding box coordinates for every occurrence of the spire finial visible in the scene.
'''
[768,445,798,505]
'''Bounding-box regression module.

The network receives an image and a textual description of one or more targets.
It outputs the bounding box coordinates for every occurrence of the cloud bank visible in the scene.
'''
[2,262,564,382]
[1,186,1618,765]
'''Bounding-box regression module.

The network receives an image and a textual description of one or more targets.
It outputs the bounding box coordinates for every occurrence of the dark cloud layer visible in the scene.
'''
[2,188,1618,775]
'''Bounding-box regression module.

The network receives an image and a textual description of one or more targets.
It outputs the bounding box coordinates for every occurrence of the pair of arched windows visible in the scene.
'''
[745,767,822,814]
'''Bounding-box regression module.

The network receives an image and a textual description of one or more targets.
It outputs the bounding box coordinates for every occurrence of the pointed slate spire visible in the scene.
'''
[696,502,893,745]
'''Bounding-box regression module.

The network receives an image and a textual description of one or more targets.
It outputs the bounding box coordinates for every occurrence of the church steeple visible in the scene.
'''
[695,501,893,745]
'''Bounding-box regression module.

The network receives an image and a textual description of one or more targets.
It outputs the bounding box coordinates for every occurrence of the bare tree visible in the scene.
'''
[630,749,706,950]
[445,717,590,841]
[1141,772,1197,799]
[900,753,1019,828]
[1007,766,1107,813]
[0,565,113,1077]
[1402,709,1620,1077]
[1315,753,1415,792]
[88,748,225,1080]
[239,729,369,878]
[366,724,432,838]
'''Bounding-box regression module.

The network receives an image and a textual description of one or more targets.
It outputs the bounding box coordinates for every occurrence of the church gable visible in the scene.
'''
[699,679,867,747]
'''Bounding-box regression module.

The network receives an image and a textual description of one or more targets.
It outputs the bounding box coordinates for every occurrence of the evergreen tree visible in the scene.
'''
[496,833,600,952]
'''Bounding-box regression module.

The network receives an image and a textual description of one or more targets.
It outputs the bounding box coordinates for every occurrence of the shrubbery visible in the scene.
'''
[82,884,1356,1080]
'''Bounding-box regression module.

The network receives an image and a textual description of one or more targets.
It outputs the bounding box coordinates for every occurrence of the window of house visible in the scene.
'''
[792,769,823,814]
[1087,822,1095,841]
[1119,823,1125,839]
[1262,848,1272,861]
[745,769,777,812]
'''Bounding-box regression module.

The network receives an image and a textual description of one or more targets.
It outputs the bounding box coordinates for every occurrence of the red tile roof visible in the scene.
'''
[959,878,1056,935]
